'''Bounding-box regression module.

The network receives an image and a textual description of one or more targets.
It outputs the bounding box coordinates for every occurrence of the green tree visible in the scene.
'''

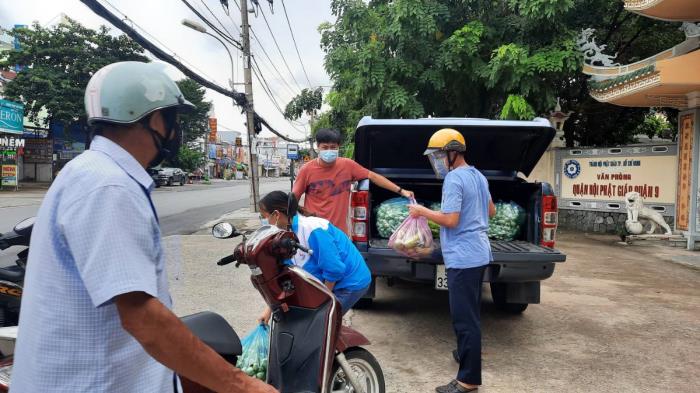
[176,78,212,145]
[284,87,323,121]
[171,145,204,172]
[319,0,683,147]
[0,18,147,128]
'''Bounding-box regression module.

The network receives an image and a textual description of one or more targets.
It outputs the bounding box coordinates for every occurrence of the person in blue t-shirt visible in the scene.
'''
[408,128,496,393]
[256,191,372,324]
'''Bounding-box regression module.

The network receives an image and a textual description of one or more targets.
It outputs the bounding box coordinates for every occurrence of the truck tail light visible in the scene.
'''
[541,195,558,248]
[351,190,369,242]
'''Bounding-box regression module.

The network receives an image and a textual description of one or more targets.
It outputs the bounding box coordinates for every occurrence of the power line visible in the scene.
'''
[179,0,242,48]
[257,5,304,91]
[82,0,309,144]
[280,0,312,87]
[199,0,237,44]
[252,59,308,136]
[224,0,300,97]
[102,0,224,85]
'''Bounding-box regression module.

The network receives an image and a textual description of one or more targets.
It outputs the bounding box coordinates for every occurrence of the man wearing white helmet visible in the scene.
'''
[12,62,276,393]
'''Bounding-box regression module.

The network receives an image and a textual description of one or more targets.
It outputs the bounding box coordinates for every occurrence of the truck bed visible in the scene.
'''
[369,238,565,263]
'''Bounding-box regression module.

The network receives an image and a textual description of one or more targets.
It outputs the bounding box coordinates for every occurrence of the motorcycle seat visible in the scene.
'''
[180,311,242,357]
[0,265,24,282]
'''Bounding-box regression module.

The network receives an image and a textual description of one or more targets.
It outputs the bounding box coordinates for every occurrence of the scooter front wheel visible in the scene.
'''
[329,348,385,393]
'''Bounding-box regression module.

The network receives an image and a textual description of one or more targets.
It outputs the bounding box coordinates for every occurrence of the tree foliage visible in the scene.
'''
[171,145,204,172]
[176,78,212,145]
[284,87,324,120]
[0,18,147,127]
[319,0,684,147]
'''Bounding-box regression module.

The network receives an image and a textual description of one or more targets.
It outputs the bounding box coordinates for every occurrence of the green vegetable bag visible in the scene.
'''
[236,323,269,381]
[488,201,526,241]
[375,197,412,239]
[428,202,441,238]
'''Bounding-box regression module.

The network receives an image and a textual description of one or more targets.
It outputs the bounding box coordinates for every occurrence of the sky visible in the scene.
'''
[0,0,334,142]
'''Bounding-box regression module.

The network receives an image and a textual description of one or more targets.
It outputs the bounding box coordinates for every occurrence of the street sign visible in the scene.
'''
[287,144,299,160]
[0,99,25,135]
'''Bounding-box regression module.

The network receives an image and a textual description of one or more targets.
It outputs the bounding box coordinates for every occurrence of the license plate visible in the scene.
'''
[435,264,448,290]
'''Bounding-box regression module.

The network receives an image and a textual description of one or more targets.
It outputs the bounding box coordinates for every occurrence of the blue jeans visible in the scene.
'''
[334,286,369,314]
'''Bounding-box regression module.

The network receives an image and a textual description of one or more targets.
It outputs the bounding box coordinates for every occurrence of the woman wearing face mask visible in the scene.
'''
[256,191,372,324]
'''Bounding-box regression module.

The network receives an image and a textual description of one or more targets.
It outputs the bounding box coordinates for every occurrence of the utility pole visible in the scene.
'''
[240,0,260,212]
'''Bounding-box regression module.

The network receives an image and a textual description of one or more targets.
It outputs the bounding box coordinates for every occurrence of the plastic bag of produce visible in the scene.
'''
[428,202,441,238]
[488,201,526,241]
[236,323,269,381]
[388,201,434,259]
[375,197,411,239]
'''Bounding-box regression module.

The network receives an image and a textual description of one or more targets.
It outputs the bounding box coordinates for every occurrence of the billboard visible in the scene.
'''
[561,155,678,205]
[0,99,25,135]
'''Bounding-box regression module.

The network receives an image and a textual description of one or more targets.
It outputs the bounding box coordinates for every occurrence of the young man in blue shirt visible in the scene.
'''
[409,128,496,393]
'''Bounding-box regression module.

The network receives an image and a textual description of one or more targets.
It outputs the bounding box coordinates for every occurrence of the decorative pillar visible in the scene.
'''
[677,108,700,249]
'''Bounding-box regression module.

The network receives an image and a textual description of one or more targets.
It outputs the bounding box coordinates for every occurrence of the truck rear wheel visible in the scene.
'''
[490,283,529,314]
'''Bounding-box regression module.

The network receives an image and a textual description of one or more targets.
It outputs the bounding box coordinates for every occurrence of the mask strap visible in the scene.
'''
[447,151,457,170]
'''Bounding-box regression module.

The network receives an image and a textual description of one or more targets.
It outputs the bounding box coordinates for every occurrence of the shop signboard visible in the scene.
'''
[561,155,677,204]
[23,139,53,164]
[208,118,217,142]
[1,164,17,186]
[0,99,24,135]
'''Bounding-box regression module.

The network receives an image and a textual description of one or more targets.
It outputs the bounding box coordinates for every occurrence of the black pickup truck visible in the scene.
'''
[348,117,566,313]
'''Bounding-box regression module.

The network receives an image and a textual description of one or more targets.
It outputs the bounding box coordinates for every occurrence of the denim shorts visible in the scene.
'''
[334,286,369,314]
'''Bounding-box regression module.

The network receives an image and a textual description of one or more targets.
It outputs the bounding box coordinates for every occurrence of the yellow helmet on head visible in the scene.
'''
[424,128,466,155]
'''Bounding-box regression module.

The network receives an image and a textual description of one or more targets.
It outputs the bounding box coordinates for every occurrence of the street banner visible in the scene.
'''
[0,99,25,135]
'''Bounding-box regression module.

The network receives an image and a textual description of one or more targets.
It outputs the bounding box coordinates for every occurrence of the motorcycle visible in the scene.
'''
[0,217,34,392]
[180,222,385,393]
[0,217,34,327]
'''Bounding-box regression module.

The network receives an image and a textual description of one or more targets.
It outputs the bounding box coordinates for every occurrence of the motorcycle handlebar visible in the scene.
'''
[217,255,237,266]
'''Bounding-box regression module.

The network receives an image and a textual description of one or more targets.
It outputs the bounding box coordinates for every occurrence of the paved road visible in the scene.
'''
[0,178,291,265]
[172,231,700,393]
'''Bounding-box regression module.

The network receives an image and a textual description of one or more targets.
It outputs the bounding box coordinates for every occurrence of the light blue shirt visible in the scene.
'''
[11,136,175,392]
[440,166,493,269]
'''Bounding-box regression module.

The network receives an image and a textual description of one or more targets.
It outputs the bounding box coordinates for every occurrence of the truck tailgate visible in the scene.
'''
[368,239,566,263]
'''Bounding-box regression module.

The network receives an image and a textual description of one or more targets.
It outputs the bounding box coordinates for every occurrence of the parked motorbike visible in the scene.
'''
[0,218,34,327]
[0,217,34,392]
[181,223,385,393]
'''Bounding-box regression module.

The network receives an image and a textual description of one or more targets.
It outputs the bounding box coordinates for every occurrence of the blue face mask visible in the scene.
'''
[260,218,269,227]
[319,149,339,164]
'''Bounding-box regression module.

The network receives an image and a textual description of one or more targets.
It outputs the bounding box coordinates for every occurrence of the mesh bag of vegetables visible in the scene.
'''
[375,197,411,238]
[488,201,526,241]
[236,323,269,381]
[428,202,441,238]
[388,200,435,259]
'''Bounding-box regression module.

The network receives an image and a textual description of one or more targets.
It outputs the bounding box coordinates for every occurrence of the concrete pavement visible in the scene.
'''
[169,229,700,393]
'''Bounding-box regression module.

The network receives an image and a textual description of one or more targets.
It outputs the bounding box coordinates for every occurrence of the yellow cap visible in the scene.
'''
[424,128,466,155]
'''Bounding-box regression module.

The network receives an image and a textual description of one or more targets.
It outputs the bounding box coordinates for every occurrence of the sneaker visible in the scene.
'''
[435,380,478,393]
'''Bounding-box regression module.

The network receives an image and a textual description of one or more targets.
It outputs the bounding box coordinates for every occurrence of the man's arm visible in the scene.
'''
[368,171,414,199]
[116,292,276,393]
[408,205,460,228]
[489,199,496,218]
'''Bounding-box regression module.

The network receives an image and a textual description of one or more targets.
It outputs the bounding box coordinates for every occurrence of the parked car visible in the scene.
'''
[149,167,186,187]
[147,167,162,188]
[349,117,566,313]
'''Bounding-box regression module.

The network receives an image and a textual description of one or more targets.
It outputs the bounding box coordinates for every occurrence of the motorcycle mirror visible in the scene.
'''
[13,217,36,236]
[212,222,236,239]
